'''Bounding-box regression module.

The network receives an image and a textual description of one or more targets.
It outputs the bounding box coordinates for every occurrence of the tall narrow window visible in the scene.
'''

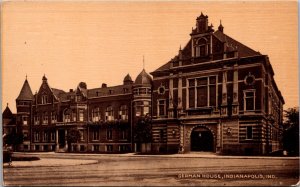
[34,132,40,142]
[79,110,84,122]
[105,106,114,121]
[197,77,208,107]
[41,95,48,104]
[43,131,48,142]
[244,90,255,111]
[194,38,208,57]
[51,112,57,124]
[64,111,71,122]
[188,79,195,108]
[143,101,150,116]
[120,130,127,140]
[158,100,166,117]
[34,115,40,125]
[246,126,253,139]
[107,129,113,140]
[93,130,99,140]
[79,130,84,141]
[43,112,48,125]
[22,116,28,125]
[72,111,77,122]
[119,105,128,120]
[92,108,101,122]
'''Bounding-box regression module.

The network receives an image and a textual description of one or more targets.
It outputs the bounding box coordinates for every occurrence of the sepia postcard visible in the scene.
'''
[1,0,299,186]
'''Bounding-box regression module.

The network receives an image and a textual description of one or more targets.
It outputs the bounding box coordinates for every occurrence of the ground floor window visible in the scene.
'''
[106,145,113,152]
[246,126,253,139]
[93,145,100,152]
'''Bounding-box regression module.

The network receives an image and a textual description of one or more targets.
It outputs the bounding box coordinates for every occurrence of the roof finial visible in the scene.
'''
[7,103,8,107]
[143,55,145,70]
[179,45,182,51]
[25,74,27,80]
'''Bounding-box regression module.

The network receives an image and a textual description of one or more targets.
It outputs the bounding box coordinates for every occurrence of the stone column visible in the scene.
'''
[179,123,185,153]
[221,67,228,116]
[168,73,174,118]
[178,72,183,114]
[216,122,221,153]
[232,64,239,116]
[55,129,59,151]
[64,129,68,151]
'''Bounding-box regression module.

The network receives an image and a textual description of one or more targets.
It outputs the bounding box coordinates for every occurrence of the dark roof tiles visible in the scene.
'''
[16,79,34,100]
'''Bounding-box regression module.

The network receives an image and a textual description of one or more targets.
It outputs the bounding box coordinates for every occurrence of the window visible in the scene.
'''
[34,132,40,142]
[246,126,253,139]
[34,115,40,125]
[105,106,114,121]
[94,145,100,152]
[23,132,28,140]
[106,145,113,152]
[51,112,57,123]
[143,101,150,116]
[41,95,48,104]
[64,111,71,122]
[244,90,255,111]
[158,100,166,117]
[79,130,84,141]
[194,38,208,57]
[72,112,77,122]
[120,130,127,140]
[188,76,217,108]
[43,132,48,142]
[22,116,28,125]
[76,95,81,102]
[119,105,128,120]
[50,132,55,142]
[42,112,48,125]
[107,129,113,140]
[93,130,100,140]
[79,110,84,122]
[92,108,101,122]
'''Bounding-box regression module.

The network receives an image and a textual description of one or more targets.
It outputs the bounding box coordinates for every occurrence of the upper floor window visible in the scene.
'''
[188,76,217,108]
[135,101,150,116]
[64,110,71,122]
[42,112,48,125]
[105,106,114,121]
[244,90,255,111]
[51,112,57,124]
[43,131,48,142]
[34,115,40,125]
[34,132,40,142]
[107,129,113,140]
[50,132,56,142]
[79,110,84,122]
[158,100,166,117]
[120,130,127,140]
[119,105,128,120]
[41,95,48,104]
[93,129,100,140]
[194,38,208,57]
[92,107,101,122]
[76,95,82,102]
[22,116,28,125]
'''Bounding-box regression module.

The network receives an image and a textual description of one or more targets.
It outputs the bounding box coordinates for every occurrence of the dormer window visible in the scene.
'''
[194,38,209,57]
[41,95,48,104]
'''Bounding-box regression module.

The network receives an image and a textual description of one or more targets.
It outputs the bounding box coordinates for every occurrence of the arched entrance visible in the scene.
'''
[191,127,214,152]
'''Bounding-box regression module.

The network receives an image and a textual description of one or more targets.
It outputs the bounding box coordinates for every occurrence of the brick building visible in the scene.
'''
[11,13,284,155]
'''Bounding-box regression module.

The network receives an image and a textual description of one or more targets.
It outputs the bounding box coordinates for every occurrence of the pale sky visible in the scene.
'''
[1,1,298,113]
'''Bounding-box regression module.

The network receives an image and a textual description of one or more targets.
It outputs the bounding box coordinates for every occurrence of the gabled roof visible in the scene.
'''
[3,105,13,119]
[152,30,261,74]
[16,79,34,100]
[213,30,260,57]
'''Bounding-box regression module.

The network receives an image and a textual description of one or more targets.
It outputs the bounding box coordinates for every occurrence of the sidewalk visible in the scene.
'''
[13,151,300,160]
[3,158,98,168]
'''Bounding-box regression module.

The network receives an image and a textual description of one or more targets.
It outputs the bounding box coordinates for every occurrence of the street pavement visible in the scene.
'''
[3,152,299,186]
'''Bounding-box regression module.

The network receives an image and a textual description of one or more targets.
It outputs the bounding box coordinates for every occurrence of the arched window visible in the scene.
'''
[92,107,101,122]
[105,106,114,121]
[195,38,208,57]
[119,105,128,120]
[63,109,71,122]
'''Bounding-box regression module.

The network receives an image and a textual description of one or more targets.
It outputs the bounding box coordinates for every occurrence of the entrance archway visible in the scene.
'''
[191,127,214,152]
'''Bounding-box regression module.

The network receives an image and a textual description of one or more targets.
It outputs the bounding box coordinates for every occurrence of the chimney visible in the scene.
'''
[102,83,107,88]
[69,89,73,92]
